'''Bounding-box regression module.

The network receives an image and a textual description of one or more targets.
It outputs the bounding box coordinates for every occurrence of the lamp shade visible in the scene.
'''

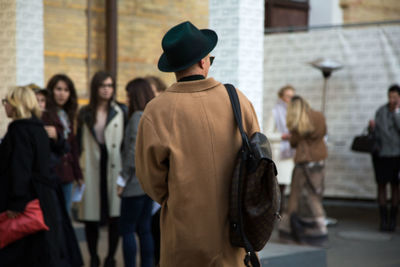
[309,58,343,78]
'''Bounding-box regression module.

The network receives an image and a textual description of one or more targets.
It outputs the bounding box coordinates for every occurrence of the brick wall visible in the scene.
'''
[0,1,16,136]
[44,0,209,102]
[340,0,400,23]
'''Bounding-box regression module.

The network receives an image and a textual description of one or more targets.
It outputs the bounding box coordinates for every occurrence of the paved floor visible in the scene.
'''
[268,200,400,267]
[78,231,124,267]
[323,200,399,267]
[75,199,400,267]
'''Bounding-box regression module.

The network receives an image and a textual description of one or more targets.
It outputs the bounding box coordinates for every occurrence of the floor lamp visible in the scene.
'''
[309,58,343,227]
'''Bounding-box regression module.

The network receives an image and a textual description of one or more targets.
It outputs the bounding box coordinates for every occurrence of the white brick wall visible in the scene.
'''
[0,0,44,137]
[209,0,264,128]
[16,0,44,87]
[238,0,264,127]
[263,25,400,199]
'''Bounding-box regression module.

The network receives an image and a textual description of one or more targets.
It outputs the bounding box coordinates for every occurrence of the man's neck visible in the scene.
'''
[175,71,206,81]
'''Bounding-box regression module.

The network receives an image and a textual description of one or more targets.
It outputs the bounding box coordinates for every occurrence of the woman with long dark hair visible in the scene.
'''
[117,78,155,267]
[42,74,83,213]
[77,71,126,267]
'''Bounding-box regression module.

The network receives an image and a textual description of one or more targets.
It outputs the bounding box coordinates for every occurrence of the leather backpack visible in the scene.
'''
[225,84,281,267]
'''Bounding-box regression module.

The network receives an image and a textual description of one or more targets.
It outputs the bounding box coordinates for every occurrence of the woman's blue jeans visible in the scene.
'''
[120,194,154,267]
[61,182,73,215]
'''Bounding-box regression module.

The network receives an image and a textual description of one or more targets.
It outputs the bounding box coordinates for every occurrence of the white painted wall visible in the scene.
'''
[16,0,44,87]
[209,0,265,128]
[263,25,400,198]
[309,0,343,26]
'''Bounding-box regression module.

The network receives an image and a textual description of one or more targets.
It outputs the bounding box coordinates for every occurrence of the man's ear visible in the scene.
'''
[198,58,206,69]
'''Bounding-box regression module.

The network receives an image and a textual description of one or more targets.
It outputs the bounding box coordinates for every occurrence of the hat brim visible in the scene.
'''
[157,29,218,73]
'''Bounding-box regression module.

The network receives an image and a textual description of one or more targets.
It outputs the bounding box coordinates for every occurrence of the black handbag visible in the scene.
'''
[351,128,375,153]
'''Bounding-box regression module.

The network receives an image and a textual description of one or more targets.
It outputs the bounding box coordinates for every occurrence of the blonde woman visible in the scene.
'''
[265,85,295,212]
[0,86,61,266]
[285,96,328,246]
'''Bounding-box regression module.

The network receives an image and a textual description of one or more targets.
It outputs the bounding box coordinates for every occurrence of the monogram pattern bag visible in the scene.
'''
[225,84,281,267]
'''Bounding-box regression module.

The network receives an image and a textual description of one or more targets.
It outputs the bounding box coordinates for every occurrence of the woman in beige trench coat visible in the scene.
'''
[77,71,126,267]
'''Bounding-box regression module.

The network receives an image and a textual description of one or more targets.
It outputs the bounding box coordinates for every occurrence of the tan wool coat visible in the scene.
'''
[135,78,260,267]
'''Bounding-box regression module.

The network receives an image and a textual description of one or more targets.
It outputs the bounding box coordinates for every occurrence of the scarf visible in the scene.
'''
[57,109,71,139]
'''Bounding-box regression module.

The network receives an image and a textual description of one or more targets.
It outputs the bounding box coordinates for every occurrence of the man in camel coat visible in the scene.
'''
[135,21,260,267]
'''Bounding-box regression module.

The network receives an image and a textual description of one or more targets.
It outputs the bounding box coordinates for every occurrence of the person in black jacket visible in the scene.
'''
[0,86,62,266]
[1,85,83,267]
[370,84,400,231]
[23,83,84,267]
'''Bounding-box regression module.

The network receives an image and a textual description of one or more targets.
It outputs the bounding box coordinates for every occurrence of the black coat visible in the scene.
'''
[0,117,52,212]
[0,117,72,267]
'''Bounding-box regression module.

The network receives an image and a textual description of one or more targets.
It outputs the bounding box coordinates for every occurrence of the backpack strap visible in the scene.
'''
[225,84,251,151]
[225,84,260,267]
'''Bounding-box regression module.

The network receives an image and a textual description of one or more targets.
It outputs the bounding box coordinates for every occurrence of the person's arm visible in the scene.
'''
[309,112,327,140]
[135,115,169,204]
[120,103,129,127]
[237,89,260,137]
[249,102,261,135]
[117,113,141,196]
[393,107,400,133]
[289,130,300,148]
[51,130,69,156]
[7,127,34,212]
[119,113,140,184]
[264,110,282,142]
[70,133,83,184]
[374,109,382,148]
[41,112,67,155]
[368,120,375,134]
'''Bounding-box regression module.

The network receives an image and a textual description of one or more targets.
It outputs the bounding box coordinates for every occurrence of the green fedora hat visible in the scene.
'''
[158,21,218,72]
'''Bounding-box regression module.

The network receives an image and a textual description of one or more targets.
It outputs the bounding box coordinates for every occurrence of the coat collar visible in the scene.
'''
[167,77,220,93]
[81,101,125,142]
[106,101,120,125]
[178,75,205,82]
[11,116,43,127]
[82,101,121,127]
